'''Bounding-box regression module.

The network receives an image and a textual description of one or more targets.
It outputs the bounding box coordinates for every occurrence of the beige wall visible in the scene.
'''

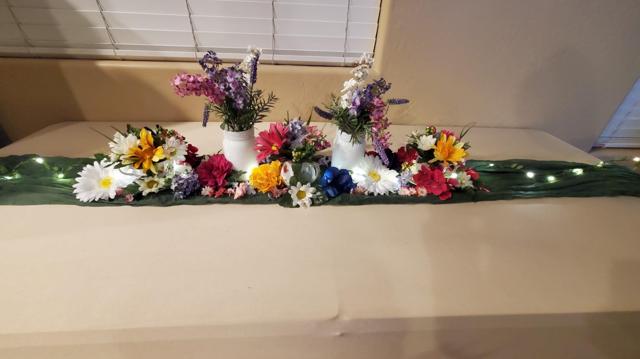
[1,0,640,149]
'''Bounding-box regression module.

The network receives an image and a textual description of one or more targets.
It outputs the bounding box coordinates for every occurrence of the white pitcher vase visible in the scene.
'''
[222,127,258,177]
[331,130,365,171]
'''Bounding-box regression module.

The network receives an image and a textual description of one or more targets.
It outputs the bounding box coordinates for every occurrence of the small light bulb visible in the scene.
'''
[526,171,535,179]
[488,163,495,167]
[547,175,557,183]
[3,175,12,180]
[572,168,584,175]
[34,157,44,164]
[633,156,640,163]
[450,172,458,179]
[56,173,64,179]
[596,161,604,167]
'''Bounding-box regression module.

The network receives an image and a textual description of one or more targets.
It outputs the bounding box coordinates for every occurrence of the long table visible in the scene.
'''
[1,122,639,358]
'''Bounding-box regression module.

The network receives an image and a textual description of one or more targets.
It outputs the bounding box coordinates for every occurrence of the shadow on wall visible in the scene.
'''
[516,47,598,151]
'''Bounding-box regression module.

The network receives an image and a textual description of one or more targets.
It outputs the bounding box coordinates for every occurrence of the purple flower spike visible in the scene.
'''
[314,106,334,120]
[202,105,210,127]
[388,98,410,105]
[199,51,221,73]
[250,52,260,85]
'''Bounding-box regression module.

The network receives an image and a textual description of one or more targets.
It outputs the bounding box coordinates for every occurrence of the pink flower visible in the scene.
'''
[196,154,233,189]
[416,187,428,197]
[412,165,452,200]
[201,186,215,197]
[255,123,288,162]
[370,96,391,149]
[124,193,135,203]
[399,187,414,196]
[440,129,455,139]
[233,182,250,199]
[171,73,225,104]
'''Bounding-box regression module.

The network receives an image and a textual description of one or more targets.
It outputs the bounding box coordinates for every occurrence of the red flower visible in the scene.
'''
[412,165,452,200]
[396,146,418,164]
[466,168,480,181]
[440,129,455,138]
[185,143,202,168]
[255,123,288,162]
[196,154,233,189]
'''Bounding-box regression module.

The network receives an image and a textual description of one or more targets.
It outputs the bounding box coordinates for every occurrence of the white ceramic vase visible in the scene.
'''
[222,127,258,177]
[331,130,365,171]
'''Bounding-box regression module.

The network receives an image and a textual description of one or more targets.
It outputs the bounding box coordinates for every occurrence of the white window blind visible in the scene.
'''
[596,78,640,148]
[0,0,381,65]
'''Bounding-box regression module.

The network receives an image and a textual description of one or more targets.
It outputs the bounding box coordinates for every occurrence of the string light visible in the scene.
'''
[596,161,604,167]
[3,175,12,180]
[56,173,64,179]
[488,163,495,167]
[572,168,584,175]
[526,171,535,179]
[34,157,44,164]
[546,175,557,183]
[450,172,458,179]
[633,157,640,163]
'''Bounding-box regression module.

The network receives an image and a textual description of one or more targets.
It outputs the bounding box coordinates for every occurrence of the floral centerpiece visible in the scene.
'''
[393,126,481,200]
[73,125,249,202]
[171,47,277,174]
[314,53,408,170]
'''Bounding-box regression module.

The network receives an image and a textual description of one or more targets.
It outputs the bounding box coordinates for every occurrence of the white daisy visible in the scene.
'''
[351,155,400,195]
[108,132,138,162]
[73,160,136,202]
[444,167,473,189]
[137,176,167,196]
[288,182,316,208]
[417,134,437,151]
[162,136,187,162]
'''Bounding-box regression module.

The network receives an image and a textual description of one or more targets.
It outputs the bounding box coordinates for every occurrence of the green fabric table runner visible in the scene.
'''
[1,155,639,207]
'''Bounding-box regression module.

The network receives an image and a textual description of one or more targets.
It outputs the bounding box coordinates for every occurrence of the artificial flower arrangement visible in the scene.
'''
[394,126,480,200]
[172,48,276,131]
[314,53,409,169]
[171,48,277,175]
[73,125,250,203]
[72,124,481,207]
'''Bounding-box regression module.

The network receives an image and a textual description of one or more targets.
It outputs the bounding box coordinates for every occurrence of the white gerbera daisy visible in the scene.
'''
[162,136,187,162]
[417,134,437,151]
[73,160,136,202]
[351,155,400,195]
[137,176,167,196]
[288,182,316,208]
[108,132,138,162]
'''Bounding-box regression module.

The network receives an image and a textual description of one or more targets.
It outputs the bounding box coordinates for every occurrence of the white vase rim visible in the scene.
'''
[336,129,364,143]
[223,127,255,140]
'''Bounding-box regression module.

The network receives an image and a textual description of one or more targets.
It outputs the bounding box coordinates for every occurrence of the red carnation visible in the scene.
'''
[396,146,418,164]
[412,165,452,200]
[196,154,233,189]
[255,123,288,162]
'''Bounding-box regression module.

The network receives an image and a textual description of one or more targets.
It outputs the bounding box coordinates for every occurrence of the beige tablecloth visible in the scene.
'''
[1,122,639,358]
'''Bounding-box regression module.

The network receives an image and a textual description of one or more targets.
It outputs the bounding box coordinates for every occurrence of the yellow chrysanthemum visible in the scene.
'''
[122,128,165,174]
[431,134,467,165]
[249,160,283,193]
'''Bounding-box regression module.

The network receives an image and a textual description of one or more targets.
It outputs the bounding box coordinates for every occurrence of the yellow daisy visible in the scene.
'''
[432,134,467,165]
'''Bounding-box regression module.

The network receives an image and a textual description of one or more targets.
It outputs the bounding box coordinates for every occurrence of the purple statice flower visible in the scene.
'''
[199,51,222,74]
[286,118,308,148]
[219,67,248,110]
[172,172,201,200]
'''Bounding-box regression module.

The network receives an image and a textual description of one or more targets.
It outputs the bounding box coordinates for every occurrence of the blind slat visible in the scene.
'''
[0,0,382,65]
